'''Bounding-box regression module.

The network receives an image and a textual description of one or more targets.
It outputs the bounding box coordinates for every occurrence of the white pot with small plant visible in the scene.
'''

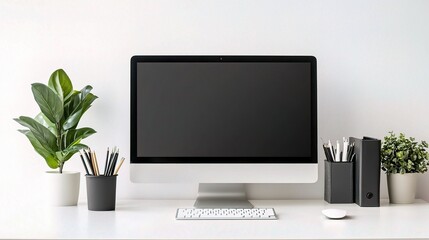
[381,132,429,204]
[14,69,97,206]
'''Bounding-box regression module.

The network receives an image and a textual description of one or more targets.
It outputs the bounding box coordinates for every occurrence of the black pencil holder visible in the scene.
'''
[86,175,117,211]
[324,160,354,204]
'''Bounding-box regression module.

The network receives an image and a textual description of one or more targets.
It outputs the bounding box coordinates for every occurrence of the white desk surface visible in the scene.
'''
[1,199,428,239]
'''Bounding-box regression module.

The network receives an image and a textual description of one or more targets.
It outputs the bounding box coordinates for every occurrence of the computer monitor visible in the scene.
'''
[131,56,317,208]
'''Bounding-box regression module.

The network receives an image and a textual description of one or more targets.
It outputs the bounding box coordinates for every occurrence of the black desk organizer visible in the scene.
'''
[324,160,354,203]
[324,137,381,206]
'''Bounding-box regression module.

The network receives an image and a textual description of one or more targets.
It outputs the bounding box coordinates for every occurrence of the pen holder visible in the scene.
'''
[86,175,117,211]
[324,160,354,203]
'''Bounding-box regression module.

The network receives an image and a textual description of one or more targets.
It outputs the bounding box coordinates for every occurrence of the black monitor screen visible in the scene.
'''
[131,56,317,163]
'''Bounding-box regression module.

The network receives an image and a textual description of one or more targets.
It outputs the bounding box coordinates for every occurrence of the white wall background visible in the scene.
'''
[1,0,428,204]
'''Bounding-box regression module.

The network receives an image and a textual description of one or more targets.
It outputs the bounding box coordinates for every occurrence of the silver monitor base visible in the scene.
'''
[193,183,254,209]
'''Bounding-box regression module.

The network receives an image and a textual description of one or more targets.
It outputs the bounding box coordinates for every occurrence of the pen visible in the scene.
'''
[348,143,355,162]
[342,137,349,162]
[328,140,335,162]
[323,144,334,162]
[335,140,341,162]
[350,152,356,162]
[346,144,352,161]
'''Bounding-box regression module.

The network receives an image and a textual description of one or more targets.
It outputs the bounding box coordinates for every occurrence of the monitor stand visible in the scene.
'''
[193,183,254,209]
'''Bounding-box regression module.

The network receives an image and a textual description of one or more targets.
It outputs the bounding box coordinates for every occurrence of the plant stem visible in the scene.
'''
[56,123,63,174]
[59,161,64,174]
[56,123,62,151]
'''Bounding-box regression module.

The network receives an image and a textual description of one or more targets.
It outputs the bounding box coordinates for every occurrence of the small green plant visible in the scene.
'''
[14,69,97,173]
[381,132,429,174]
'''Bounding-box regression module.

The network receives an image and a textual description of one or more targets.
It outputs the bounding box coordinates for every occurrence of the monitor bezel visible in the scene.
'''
[131,56,317,164]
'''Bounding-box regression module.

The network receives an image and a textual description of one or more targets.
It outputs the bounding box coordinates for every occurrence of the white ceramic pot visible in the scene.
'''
[387,173,418,204]
[45,171,80,206]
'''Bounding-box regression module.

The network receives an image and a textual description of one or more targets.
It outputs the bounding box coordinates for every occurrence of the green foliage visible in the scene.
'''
[381,132,429,174]
[14,69,97,173]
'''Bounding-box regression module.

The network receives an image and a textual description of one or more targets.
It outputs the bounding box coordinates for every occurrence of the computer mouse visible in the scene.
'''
[322,209,347,219]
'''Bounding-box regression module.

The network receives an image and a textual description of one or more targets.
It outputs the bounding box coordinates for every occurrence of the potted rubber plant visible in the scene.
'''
[381,132,429,204]
[14,69,97,206]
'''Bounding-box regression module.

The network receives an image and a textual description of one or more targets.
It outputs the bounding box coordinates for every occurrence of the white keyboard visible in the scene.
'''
[176,208,277,220]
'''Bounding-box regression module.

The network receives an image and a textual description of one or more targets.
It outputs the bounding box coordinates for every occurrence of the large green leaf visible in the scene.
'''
[56,144,88,162]
[64,127,96,149]
[80,85,93,99]
[64,85,93,119]
[18,130,59,169]
[31,83,63,123]
[14,116,58,153]
[34,113,56,136]
[64,90,80,105]
[63,86,97,130]
[48,69,73,101]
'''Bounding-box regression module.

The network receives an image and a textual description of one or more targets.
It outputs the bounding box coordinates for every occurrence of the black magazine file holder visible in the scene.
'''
[350,137,381,207]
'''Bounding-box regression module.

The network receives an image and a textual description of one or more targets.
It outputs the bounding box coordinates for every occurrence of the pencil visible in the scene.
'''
[107,147,116,176]
[93,151,100,176]
[90,151,94,176]
[83,149,94,174]
[114,157,125,175]
[79,152,90,175]
[109,151,119,176]
[107,148,115,176]
[90,151,96,176]
[104,147,109,176]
